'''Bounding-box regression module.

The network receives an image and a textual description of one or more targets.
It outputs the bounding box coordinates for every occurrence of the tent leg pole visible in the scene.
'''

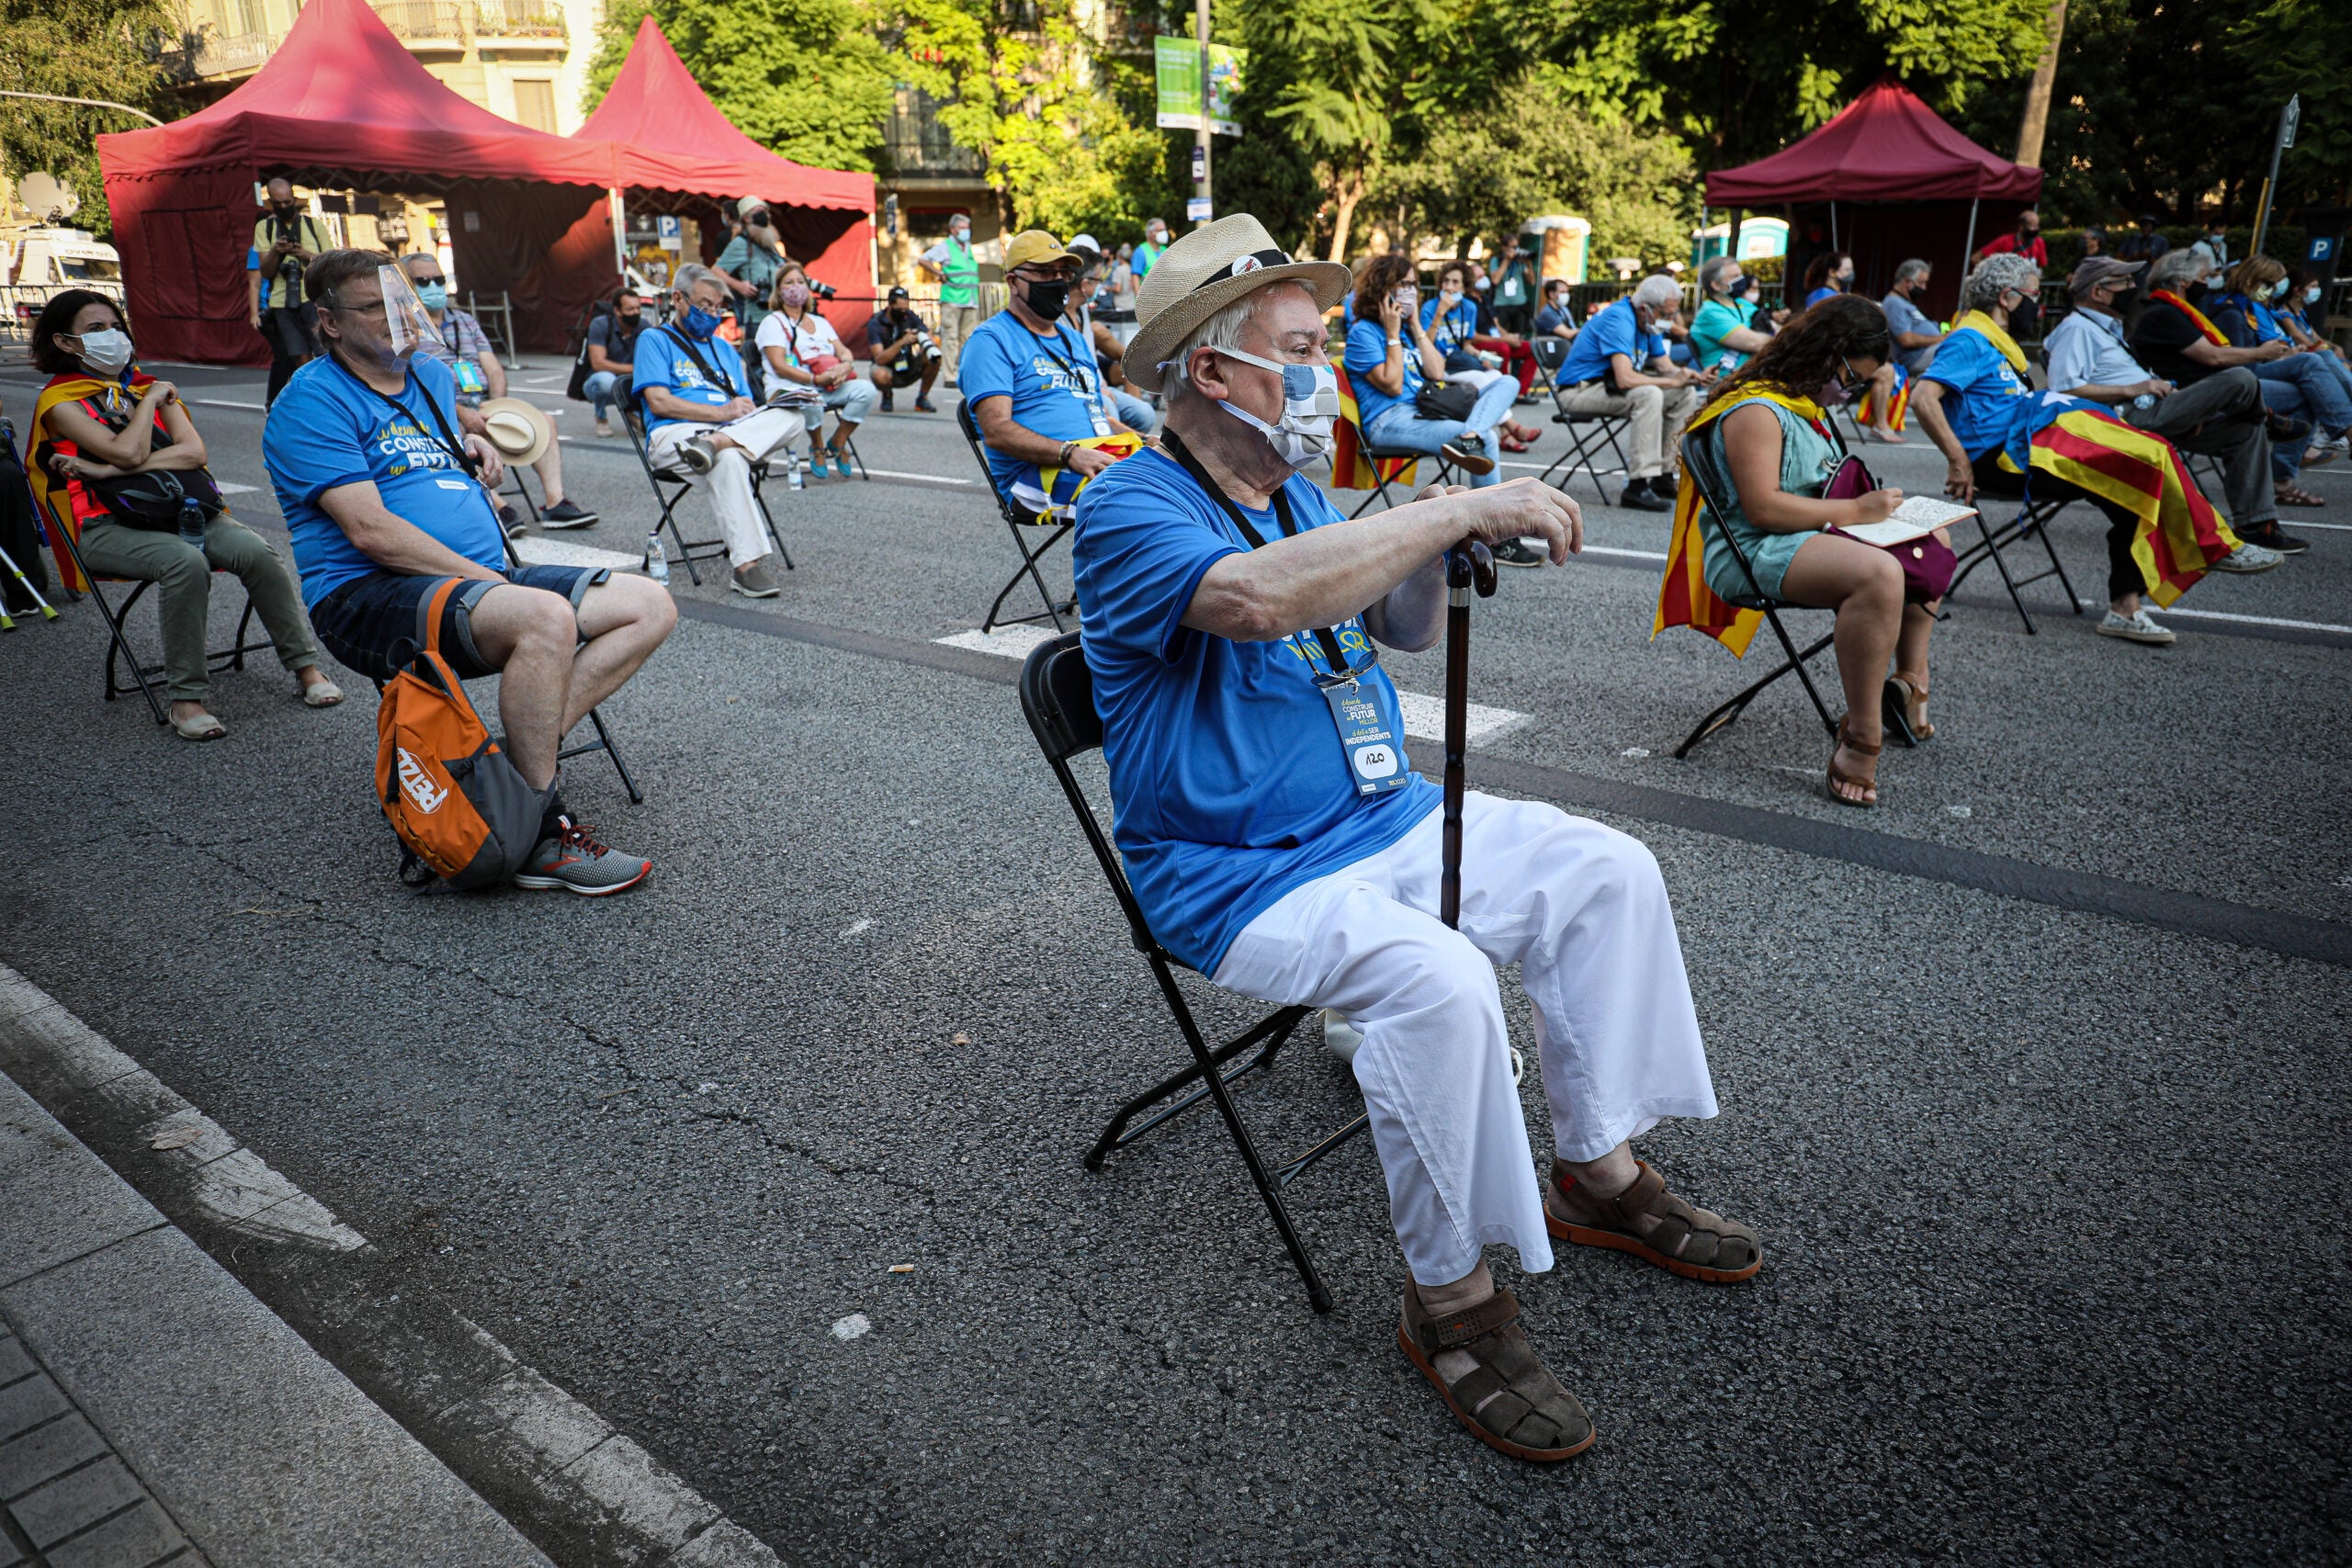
[1961,197,1979,288]
[609,188,627,281]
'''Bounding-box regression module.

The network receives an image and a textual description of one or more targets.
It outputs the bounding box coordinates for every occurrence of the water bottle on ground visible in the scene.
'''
[787,455,804,491]
[177,498,208,554]
[643,530,669,585]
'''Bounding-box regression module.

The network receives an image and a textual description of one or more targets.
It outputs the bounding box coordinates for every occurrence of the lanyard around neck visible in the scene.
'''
[340,357,475,476]
[1160,429,1366,683]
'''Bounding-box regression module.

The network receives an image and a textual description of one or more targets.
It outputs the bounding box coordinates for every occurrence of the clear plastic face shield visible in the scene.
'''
[378,264,446,359]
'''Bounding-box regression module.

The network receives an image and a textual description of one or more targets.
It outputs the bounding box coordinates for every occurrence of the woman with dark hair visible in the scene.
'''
[28,289,337,740]
[1802,252,1853,309]
[1662,295,1939,807]
[1340,252,1518,489]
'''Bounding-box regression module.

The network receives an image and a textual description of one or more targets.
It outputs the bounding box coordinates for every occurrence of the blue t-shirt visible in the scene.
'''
[2210,292,2290,346]
[1804,286,1840,309]
[1559,297,1664,386]
[957,310,1106,501]
[1071,449,1441,976]
[1342,315,1421,431]
[1918,326,2032,460]
[1419,296,1480,354]
[263,354,503,608]
[631,326,747,433]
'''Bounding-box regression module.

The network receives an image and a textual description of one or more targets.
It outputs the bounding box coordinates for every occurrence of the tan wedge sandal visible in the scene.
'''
[1882,671,1933,746]
[1826,717,1880,807]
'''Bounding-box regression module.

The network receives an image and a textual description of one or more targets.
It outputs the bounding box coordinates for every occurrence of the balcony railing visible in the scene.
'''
[476,0,565,38]
[156,28,274,80]
[369,0,466,40]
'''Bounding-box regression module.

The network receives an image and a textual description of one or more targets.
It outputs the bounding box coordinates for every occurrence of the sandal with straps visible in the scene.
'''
[1397,1282,1595,1462]
[2275,482,2326,508]
[1825,718,1880,807]
[1882,671,1933,747]
[1546,1159,1763,1283]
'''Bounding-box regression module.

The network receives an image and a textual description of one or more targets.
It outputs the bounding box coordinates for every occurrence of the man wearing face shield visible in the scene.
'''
[961,231,1143,516]
[263,250,674,893]
[247,178,333,406]
[1074,215,1758,1464]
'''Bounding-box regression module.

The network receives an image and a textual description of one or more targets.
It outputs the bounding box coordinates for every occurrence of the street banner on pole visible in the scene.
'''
[1154,36,1244,135]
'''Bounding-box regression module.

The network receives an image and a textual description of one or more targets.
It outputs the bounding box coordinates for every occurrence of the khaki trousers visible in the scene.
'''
[75,515,316,703]
[940,303,980,381]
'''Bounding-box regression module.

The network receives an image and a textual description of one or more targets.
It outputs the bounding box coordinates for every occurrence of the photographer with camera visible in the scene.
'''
[247,179,333,406]
[865,286,941,412]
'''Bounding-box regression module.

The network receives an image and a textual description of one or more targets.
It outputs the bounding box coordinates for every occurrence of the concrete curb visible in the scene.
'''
[0,964,785,1568]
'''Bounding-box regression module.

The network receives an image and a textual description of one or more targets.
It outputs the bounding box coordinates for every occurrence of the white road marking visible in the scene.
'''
[510,536,644,572]
[2160,606,2352,635]
[195,397,266,412]
[1581,544,1668,562]
[933,626,1532,743]
[2281,519,2351,531]
[861,468,978,487]
[215,480,259,494]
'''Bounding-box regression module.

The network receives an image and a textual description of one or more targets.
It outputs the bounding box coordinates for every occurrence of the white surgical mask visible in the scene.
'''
[74,327,133,375]
[2307,286,2324,305]
[1178,345,1340,470]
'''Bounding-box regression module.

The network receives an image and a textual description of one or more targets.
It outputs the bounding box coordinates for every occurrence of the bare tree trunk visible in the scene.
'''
[2015,0,2067,168]
[1328,167,1366,264]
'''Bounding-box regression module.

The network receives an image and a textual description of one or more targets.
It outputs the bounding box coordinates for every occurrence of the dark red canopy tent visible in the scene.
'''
[573,17,877,350]
[1704,78,2043,321]
[96,0,616,365]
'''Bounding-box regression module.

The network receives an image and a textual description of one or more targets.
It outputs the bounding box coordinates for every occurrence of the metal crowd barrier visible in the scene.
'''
[1,282,129,344]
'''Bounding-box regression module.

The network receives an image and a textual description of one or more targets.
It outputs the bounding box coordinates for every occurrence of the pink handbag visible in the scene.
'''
[1821,452,1957,603]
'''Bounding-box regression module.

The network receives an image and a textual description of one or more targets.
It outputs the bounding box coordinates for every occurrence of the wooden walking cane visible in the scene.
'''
[1440,540,1498,930]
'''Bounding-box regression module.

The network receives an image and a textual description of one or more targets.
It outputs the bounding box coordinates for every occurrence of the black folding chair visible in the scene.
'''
[1327,367,1460,518]
[957,399,1079,634]
[492,521,643,804]
[1021,632,1368,1313]
[1669,427,1841,759]
[619,400,790,588]
[1532,342,1637,507]
[42,512,268,728]
[1941,483,2082,637]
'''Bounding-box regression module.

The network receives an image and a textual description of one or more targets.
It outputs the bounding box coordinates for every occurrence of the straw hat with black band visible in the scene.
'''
[1123,215,1352,395]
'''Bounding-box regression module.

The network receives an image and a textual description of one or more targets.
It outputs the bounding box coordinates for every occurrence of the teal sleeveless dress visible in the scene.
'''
[1698,400,1843,603]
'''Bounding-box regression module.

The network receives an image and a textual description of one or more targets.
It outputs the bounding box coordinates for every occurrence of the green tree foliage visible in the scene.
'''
[1379,70,1697,263]
[587,0,896,173]
[2229,0,2352,208]
[0,0,171,237]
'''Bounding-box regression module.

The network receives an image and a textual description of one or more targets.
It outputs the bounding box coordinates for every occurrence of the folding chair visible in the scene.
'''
[41,505,269,728]
[1328,364,1457,519]
[956,399,1078,634]
[1020,631,1368,1312]
[1941,488,2082,637]
[619,400,791,588]
[492,519,644,804]
[1531,343,1636,507]
[1669,427,1841,759]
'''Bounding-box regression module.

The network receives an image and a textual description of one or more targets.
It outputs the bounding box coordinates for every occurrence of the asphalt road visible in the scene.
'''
[3,352,2349,1566]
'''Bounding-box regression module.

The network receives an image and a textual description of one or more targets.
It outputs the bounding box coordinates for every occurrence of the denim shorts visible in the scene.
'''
[310,564,606,683]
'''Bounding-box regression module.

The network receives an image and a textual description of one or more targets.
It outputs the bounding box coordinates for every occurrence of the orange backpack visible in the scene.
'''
[375,581,550,887]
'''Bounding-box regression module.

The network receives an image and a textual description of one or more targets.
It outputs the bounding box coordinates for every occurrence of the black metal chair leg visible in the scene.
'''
[1982,510,2039,635]
[1672,629,1838,758]
[560,706,643,804]
[1274,1111,1372,1190]
[1083,1004,1307,1168]
[1145,959,1333,1313]
[983,518,1074,633]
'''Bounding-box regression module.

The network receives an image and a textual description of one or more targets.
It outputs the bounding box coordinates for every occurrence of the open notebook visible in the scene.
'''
[1836,495,1975,548]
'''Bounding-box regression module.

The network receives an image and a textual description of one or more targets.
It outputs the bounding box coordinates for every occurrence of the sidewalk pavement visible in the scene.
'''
[0,1069,552,1568]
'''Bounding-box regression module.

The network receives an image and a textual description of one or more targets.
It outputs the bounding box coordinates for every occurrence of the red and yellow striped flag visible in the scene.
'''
[1857,365,1911,432]
[1329,361,1419,493]
[1650,387,1830,658]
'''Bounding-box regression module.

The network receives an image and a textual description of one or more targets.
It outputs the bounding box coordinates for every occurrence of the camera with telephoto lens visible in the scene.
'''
[808,279,838,301]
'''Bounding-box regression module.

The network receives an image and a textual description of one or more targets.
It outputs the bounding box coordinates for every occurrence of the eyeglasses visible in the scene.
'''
[409,275,447,287]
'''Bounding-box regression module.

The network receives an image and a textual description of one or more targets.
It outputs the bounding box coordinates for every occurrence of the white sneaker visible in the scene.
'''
[2212,541,2283,574]
[2097,608,2176,645]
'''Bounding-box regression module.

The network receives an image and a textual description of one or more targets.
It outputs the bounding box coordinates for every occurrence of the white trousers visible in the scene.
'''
[647,408,800,568]
[1211,793,1717,1286]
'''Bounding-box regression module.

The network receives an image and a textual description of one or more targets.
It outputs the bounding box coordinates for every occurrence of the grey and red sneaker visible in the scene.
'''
[512,816,650,896]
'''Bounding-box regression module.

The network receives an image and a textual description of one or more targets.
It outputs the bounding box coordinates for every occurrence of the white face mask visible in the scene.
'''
[73,327,133,375]
[1181,345,1340,470]
[2308,286,2324,305]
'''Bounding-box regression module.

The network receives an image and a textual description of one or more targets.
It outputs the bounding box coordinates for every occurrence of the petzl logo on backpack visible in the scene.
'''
[374,580,548,888]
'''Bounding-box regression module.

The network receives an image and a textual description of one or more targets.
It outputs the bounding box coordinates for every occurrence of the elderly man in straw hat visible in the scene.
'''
[1073,215,1760,1461]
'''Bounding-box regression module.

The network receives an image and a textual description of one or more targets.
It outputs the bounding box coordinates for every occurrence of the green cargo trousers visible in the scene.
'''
[74,515,318,703]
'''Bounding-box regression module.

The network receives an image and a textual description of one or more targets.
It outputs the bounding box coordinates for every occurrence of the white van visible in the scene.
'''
[3,227,127,335]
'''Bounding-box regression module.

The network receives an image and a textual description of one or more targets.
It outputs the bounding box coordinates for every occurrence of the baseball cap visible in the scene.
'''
[1002,230,1079,273]
[888,285,910,299]
[2069,256,2144,296]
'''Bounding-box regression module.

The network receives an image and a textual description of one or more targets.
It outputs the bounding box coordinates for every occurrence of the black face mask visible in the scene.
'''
[1021,278,1072,320]
[2006,295,2041,338]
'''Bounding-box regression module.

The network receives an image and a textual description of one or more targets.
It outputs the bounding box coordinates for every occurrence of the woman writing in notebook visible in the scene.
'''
[1685,295,1950,807]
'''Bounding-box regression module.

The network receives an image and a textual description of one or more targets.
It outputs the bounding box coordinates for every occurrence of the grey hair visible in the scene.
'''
[1632,274,1681,310]
[1698,256,1741,294]
[2146,246,2207,294]
[1161,279,1317,405]
[1894,258,1932,288]
[1962,252,2040,311]
[675,263,722,299]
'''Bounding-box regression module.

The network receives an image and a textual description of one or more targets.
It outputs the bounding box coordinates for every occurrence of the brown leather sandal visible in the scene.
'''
[2275,482,2326,508]
[1546,1159,1763,1283]
[1826,717,1880,807]
[1882,671,1933,746]
[1397,1283,1595,1462]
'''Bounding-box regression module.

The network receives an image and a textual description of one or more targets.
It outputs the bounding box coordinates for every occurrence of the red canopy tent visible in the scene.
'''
[575,17,876,350]
[96,0,616,366]
[1704,78,2043,321]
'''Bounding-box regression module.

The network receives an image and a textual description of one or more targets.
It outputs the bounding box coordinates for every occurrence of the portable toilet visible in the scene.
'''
[1521,216,1591,288]
[1690,216,1788,268]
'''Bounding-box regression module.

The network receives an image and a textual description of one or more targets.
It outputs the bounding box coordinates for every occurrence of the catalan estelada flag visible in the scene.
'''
[1955,311,2239,605]
[1857,365,1910,432]
[26,370,151,593]
[1650,386,1831,658]
[1330,361,1419,492]
[2147,290,2228,345]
